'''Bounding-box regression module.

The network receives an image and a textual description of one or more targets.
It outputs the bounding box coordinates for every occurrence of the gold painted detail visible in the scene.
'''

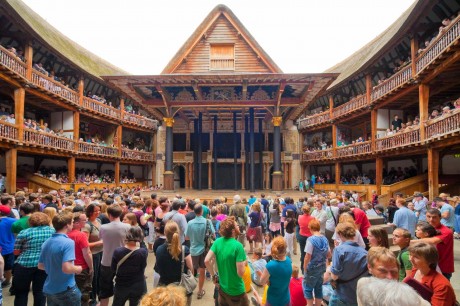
[272,117,282,127]
[164,117,175,127]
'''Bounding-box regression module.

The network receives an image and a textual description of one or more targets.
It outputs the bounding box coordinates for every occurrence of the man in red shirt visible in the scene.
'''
[68,212,93,306]
[351,207,371,247]
[415,208,454,280]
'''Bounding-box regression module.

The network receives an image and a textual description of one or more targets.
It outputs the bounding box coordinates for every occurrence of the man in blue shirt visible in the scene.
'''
[0,205,15,288]
[38,211,83,306]
[248,195,256,206]
[185,204,214,299]
[389,199,417,237]
[435,197,455,229]
[412,193,428,221]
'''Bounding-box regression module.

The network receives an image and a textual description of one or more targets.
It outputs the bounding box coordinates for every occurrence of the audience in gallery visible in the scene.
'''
[5,45,24,61]
[122,137,149,151]
[34,166,138,184]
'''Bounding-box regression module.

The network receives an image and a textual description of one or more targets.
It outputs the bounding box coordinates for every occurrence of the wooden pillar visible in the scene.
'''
[186,131,190,151]
[115,161,120,186]
[375,157,383,194]
[78,77,84,106]
[371,109,377,151]
[411,35,418,77]
[116,125,122,157]
[241,161,245,190]
[24,41,33,80]
[428,148,439,200]
[14,88,25,142]
[119,98,125,120]
[335,162,341,190]
[419,84,429,141]
[365,74,372,104]
[6,149,17,193]
[332,124,337,157]
[208,162,212,190]
[73,111,80,144]
[68,157,76,183]
[329,95,334,118]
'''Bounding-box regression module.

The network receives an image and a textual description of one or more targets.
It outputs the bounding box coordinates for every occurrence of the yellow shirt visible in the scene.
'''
[243,264,251,293]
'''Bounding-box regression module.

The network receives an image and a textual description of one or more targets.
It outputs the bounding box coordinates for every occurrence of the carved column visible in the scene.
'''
[272,116,283,191]
[163,117,174,191]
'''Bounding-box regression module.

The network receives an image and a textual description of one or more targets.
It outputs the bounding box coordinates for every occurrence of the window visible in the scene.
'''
[210,44,234,70]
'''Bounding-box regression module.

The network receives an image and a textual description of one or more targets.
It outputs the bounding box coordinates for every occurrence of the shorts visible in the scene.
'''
[3,253,14,271]
[192,252,206,270]
[99,265,115,299]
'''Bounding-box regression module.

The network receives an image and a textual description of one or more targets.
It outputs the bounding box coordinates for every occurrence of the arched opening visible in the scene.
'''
[173,164,186,189]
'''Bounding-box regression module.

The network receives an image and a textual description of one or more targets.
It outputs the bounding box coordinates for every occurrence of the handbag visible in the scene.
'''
[204,219,215,253]
[177,246,197,295]
[246,212,261,242]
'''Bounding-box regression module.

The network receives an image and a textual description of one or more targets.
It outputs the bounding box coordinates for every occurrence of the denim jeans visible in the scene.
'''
[303,263,326,300]
[12,264,47,306]
[298,234,308,271]
[90,252,102,301]
[46,285,81,306]
[329,292,358,306]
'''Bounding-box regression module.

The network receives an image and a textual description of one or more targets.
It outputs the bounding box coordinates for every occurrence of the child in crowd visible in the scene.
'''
[250,248,267,286]
[284,210,296,257]
[210,207,220,238]
[263,232,273,261]
[242,261,252,293]
[289,265,306,306]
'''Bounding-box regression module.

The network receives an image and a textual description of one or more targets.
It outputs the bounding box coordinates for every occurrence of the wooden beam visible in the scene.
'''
[419,84,429,141]
[14,88,25,142]
[427,147,439,200]
[155,84,170,116]
[115,161,120,186]
[68,156,75,183]
[6,148,16,193]
[375,157,383,194]
[410,35,418,78]
[275,81,286,114]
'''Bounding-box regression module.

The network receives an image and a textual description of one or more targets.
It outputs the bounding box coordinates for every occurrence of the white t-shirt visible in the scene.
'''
[332,229,366,248]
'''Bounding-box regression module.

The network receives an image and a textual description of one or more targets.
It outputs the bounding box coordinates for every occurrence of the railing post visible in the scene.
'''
[419,84,429,141]
[14,88,25,142]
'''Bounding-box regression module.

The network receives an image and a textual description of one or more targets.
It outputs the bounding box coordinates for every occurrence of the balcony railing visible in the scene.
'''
[336,141,371,158]
[0,46,26,78]
[416,17,460,73]
[371,65,412,101]
[298,111,331,129]
[23,129,75,151]
[121,148,153,161]
[78,142,118,157]
[123,112,158,129]
[425,110,460,140]
[31,70,79,105]
[82,97,120,119]
[375,128,420,151]
[303,149,333,161]
[332,95,368,119]
[0,121,18,141]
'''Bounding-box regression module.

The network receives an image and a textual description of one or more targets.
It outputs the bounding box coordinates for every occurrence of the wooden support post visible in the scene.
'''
[335,162,340,190]
[375,157,383,194]
[208,162,212,189]
[117,125,122,157]
[24,41,33,80]
[73,112,80,149]
[329,95,334,118]
[68,157,76,183]
[6,149,17,193]
[241,161,245,190]
[365,74,372,104]
[332,124,337,157]
[428,148,439,200]
[78,77,84,106]
[186,131,190,151]
[14,88,25,142]
[419,84,429,141]
[371,109,377,151]
[119,98,125,120]
[411,35,418,77]
[115,162,120,186]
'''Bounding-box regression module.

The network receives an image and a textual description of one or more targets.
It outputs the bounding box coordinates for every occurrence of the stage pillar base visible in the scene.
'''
[272,171,283,192]
[163,171,174,191]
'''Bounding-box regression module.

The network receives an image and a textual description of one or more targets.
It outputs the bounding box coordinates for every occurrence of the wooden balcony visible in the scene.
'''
[121,148,153,161]
[375,128,420,151]
[0,46,26,78]
[82,97,120,120]
[298,111,331,129]
[123,112,158,129]
[78,142,118,157]
[416,17,460,73]
[333,95,368,119]
[425,110,460,140]
[173,151,194,163]
[371,65,412,102]
[23,129,75,152]
[0,121,18,142]
[336,141,372,158]
[31,70,79,105]
[302,149,333,161]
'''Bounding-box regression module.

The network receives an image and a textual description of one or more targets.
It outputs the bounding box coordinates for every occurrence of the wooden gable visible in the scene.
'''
[162,5,282,74]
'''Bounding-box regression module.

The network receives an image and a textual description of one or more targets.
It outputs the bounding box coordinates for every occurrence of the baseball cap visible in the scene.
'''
[0,205,11,215]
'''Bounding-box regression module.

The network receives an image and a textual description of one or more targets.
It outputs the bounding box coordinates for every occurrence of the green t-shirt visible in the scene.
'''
[211,237,247,296]
[203,205,210,219]
[397,248,412,281]
[11,216,30,234]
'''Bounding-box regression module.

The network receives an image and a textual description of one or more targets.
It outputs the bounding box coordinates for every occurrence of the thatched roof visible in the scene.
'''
[4,0,128,80]
[324,0,420,90]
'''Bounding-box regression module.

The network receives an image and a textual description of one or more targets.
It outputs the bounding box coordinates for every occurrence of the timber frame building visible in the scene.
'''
[0,0,459,199]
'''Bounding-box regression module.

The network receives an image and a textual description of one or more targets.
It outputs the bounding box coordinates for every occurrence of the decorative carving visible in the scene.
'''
[272,116,282,127]
[163,117,175,127]
[204,87,238,101]
[173,88,195,102]
[251,87,270,100]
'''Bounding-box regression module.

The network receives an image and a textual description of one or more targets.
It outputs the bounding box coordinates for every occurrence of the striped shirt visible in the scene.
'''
[14,226,55,267]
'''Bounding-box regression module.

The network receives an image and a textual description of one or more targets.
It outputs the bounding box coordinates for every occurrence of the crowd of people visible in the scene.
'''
[0,186,457,306]
[34,167,138,184]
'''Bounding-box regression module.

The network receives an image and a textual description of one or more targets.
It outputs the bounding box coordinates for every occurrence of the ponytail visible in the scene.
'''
[168,232,182,260]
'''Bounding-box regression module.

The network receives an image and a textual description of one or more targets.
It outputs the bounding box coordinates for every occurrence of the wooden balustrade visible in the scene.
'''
[78,142,118,157]
[82,97,120,119]
[375,128,420,151]
[23,129,74,151]
[302,148,333,161]
[416,18,460,73]
[31,70,79,105]
[0,121,17,141]
[332,95,368,118]
[0,46,26,78]
[121,148,153,161]
[123,112,158,129]
[298,111,330,129]
[425,110,460,139]
[336,141,371,158]
[371,65,412,101]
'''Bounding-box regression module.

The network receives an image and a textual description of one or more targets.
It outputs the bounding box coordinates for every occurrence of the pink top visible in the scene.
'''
[216,214,227,221]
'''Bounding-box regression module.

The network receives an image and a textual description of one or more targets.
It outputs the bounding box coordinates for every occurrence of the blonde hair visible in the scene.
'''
[292,264,300,278]
[271,236,287,260]
[43,207,56,226]
[252,202,261,212]
[140,285,186,306]
[123,213,138,226]
[339,213,357,229]
[165,220,181,260]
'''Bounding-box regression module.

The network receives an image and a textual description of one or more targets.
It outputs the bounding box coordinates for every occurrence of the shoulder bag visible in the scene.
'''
[114,249,136,285]
[204,219,215,253]
[176,246,197,295]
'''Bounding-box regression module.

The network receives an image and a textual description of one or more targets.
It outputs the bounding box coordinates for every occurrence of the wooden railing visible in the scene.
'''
[333,95,368,118]
[23,129,75,151]
[0,121,18,141]
[122,148,153,161]
[302,149,333,161]
[375,128,420,151]
[371,65,412,101]
[82,96,120,119]
[416,17,460,73]
[173,151,194,162]
[336,141,371,158]
[31,70,79,105]
[298,111,331,129]
[425,110,460,139]
[78,142,118,157]
[0,46,26,78]
[123,112,158,129]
